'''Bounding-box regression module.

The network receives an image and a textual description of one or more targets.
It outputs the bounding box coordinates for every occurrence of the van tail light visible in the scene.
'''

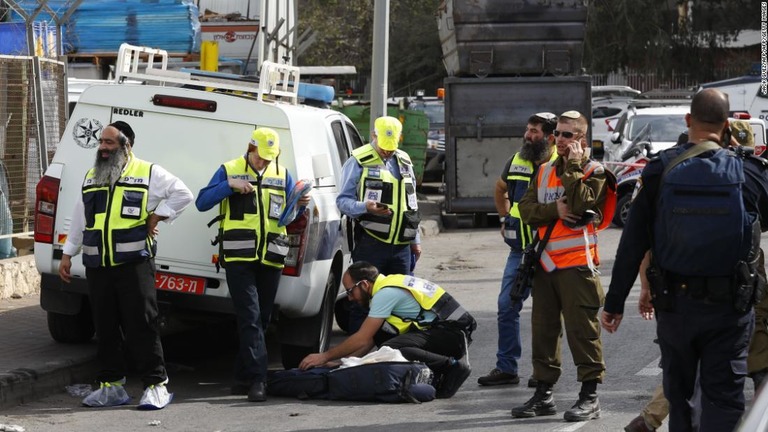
[605,119,614,131]
[35,175,60,244]
[282,209,309,277]
[731,111,751,119]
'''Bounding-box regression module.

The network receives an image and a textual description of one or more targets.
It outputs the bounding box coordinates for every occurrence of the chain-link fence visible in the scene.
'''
[0,55,66,255]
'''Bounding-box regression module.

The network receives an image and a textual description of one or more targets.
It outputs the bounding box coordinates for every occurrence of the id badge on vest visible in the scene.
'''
[365,188,383,203]
[269,194,284,219]
[407,192,418,210]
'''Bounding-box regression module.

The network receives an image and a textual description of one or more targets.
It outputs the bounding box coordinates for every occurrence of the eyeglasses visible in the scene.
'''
[345,280,365,296]
[553,130,582,139]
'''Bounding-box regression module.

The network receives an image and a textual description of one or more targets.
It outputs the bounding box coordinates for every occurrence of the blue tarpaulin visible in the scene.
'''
[8,0,201,54]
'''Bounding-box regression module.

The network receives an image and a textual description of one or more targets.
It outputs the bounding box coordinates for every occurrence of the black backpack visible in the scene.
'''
[654,142,756,276]
[267,361,434,403]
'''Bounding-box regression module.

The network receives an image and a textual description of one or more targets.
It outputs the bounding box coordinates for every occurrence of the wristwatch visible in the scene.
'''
[499,216,506,223]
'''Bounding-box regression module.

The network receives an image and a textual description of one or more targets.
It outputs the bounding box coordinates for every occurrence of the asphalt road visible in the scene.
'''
[0,226,762,431]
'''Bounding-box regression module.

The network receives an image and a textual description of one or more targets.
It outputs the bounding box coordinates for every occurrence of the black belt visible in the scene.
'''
[666,273,733,302]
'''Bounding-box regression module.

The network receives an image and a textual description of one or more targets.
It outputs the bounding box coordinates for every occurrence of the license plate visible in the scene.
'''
[155,272,206,295]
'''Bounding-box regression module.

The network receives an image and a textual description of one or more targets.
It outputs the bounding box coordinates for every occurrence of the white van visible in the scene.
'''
[700,75,768,122]
[35,45,364,368]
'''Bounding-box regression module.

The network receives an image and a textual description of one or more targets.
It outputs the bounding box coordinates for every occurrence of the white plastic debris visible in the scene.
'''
[148,420,161,427]
[339,346,409,368]
[0,424,26,432]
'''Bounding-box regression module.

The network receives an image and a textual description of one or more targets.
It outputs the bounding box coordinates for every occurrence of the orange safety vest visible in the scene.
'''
[535,159,616,272]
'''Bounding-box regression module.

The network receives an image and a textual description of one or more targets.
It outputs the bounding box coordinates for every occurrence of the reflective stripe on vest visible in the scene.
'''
[219,156,289,268]
[353,144,420,245]
[506,151,557,248]
[371,274,473,335]
[535,159,613,272]
[81,156,154,268]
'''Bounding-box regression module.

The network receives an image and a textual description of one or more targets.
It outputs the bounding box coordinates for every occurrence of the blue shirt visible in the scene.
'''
[196,156,296,212]
[336,149,420,244]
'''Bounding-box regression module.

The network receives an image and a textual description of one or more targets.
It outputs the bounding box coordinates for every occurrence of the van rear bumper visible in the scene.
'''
[39,272,235,316]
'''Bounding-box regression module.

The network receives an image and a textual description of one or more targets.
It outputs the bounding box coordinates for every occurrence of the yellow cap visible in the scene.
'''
[250,127,280,161]
[374,116,402,151]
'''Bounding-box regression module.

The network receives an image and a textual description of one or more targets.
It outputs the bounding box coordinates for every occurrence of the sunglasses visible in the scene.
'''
[553,130,582,139]
[345,280,365,296]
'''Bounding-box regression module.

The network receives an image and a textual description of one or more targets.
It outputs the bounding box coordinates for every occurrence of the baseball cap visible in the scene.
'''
[250,127,280,161]
[374,116,402,151]
[730,120,755,148]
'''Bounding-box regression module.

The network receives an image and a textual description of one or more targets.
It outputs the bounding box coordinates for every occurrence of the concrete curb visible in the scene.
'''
[0,356,97,409]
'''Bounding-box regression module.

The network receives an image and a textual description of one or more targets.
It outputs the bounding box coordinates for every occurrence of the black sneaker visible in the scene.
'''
[477,368,520,386]
[563,393,600,421]
[511,382,557,418]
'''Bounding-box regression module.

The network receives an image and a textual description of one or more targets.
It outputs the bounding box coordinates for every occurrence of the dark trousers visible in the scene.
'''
[225,261,281,384]
[86,259,166,387]
[657,294,754,432]
[380,326,466,374]
[348,233,411,333]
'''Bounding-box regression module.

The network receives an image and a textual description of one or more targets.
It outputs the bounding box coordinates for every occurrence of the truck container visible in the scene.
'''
[437,0,587,77]
[438,0,591,217]
[443,76,592,214]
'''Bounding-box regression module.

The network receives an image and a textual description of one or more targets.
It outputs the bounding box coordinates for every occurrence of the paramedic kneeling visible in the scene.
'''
[299,261,477,398]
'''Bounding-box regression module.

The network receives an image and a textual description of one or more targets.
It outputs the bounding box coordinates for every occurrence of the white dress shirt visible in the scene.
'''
[63,154,193,257]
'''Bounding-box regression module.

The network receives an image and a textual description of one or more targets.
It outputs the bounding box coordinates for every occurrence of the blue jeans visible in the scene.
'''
[225,261,281,385]
[497,248,529,374]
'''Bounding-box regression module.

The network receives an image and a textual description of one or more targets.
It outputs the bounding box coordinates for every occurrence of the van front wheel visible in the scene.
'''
[279,270,337,369]
[47,304,95,343]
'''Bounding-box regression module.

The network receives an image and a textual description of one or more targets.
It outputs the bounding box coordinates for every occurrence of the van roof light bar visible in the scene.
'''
[114,44,300,105]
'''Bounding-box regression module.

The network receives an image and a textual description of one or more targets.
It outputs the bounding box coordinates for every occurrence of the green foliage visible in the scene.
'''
[584,0,758,81]
[298,0,757,94]
[297,0,444,97]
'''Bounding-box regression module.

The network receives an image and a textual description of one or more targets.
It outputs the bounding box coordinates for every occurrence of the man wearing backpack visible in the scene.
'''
[512,111,617,422]
[298,261,477,399]
[602,89,768,432]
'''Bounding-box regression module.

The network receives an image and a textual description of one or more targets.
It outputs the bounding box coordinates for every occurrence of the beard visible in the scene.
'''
[519,137,550,162]
[92,146,128,186]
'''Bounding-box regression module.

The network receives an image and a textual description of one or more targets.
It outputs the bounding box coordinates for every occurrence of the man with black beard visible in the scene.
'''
[477,113,557,387]
[59,121,193,410]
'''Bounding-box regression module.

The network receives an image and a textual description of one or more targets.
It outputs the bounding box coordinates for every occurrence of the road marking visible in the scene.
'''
[552,421,588,431]
[636,356,662,376]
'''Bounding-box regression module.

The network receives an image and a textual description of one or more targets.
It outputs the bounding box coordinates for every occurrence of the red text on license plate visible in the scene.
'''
[155,272,206,295]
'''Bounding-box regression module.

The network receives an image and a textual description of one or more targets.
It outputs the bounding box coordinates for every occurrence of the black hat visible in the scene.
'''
[109,121,135,146]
